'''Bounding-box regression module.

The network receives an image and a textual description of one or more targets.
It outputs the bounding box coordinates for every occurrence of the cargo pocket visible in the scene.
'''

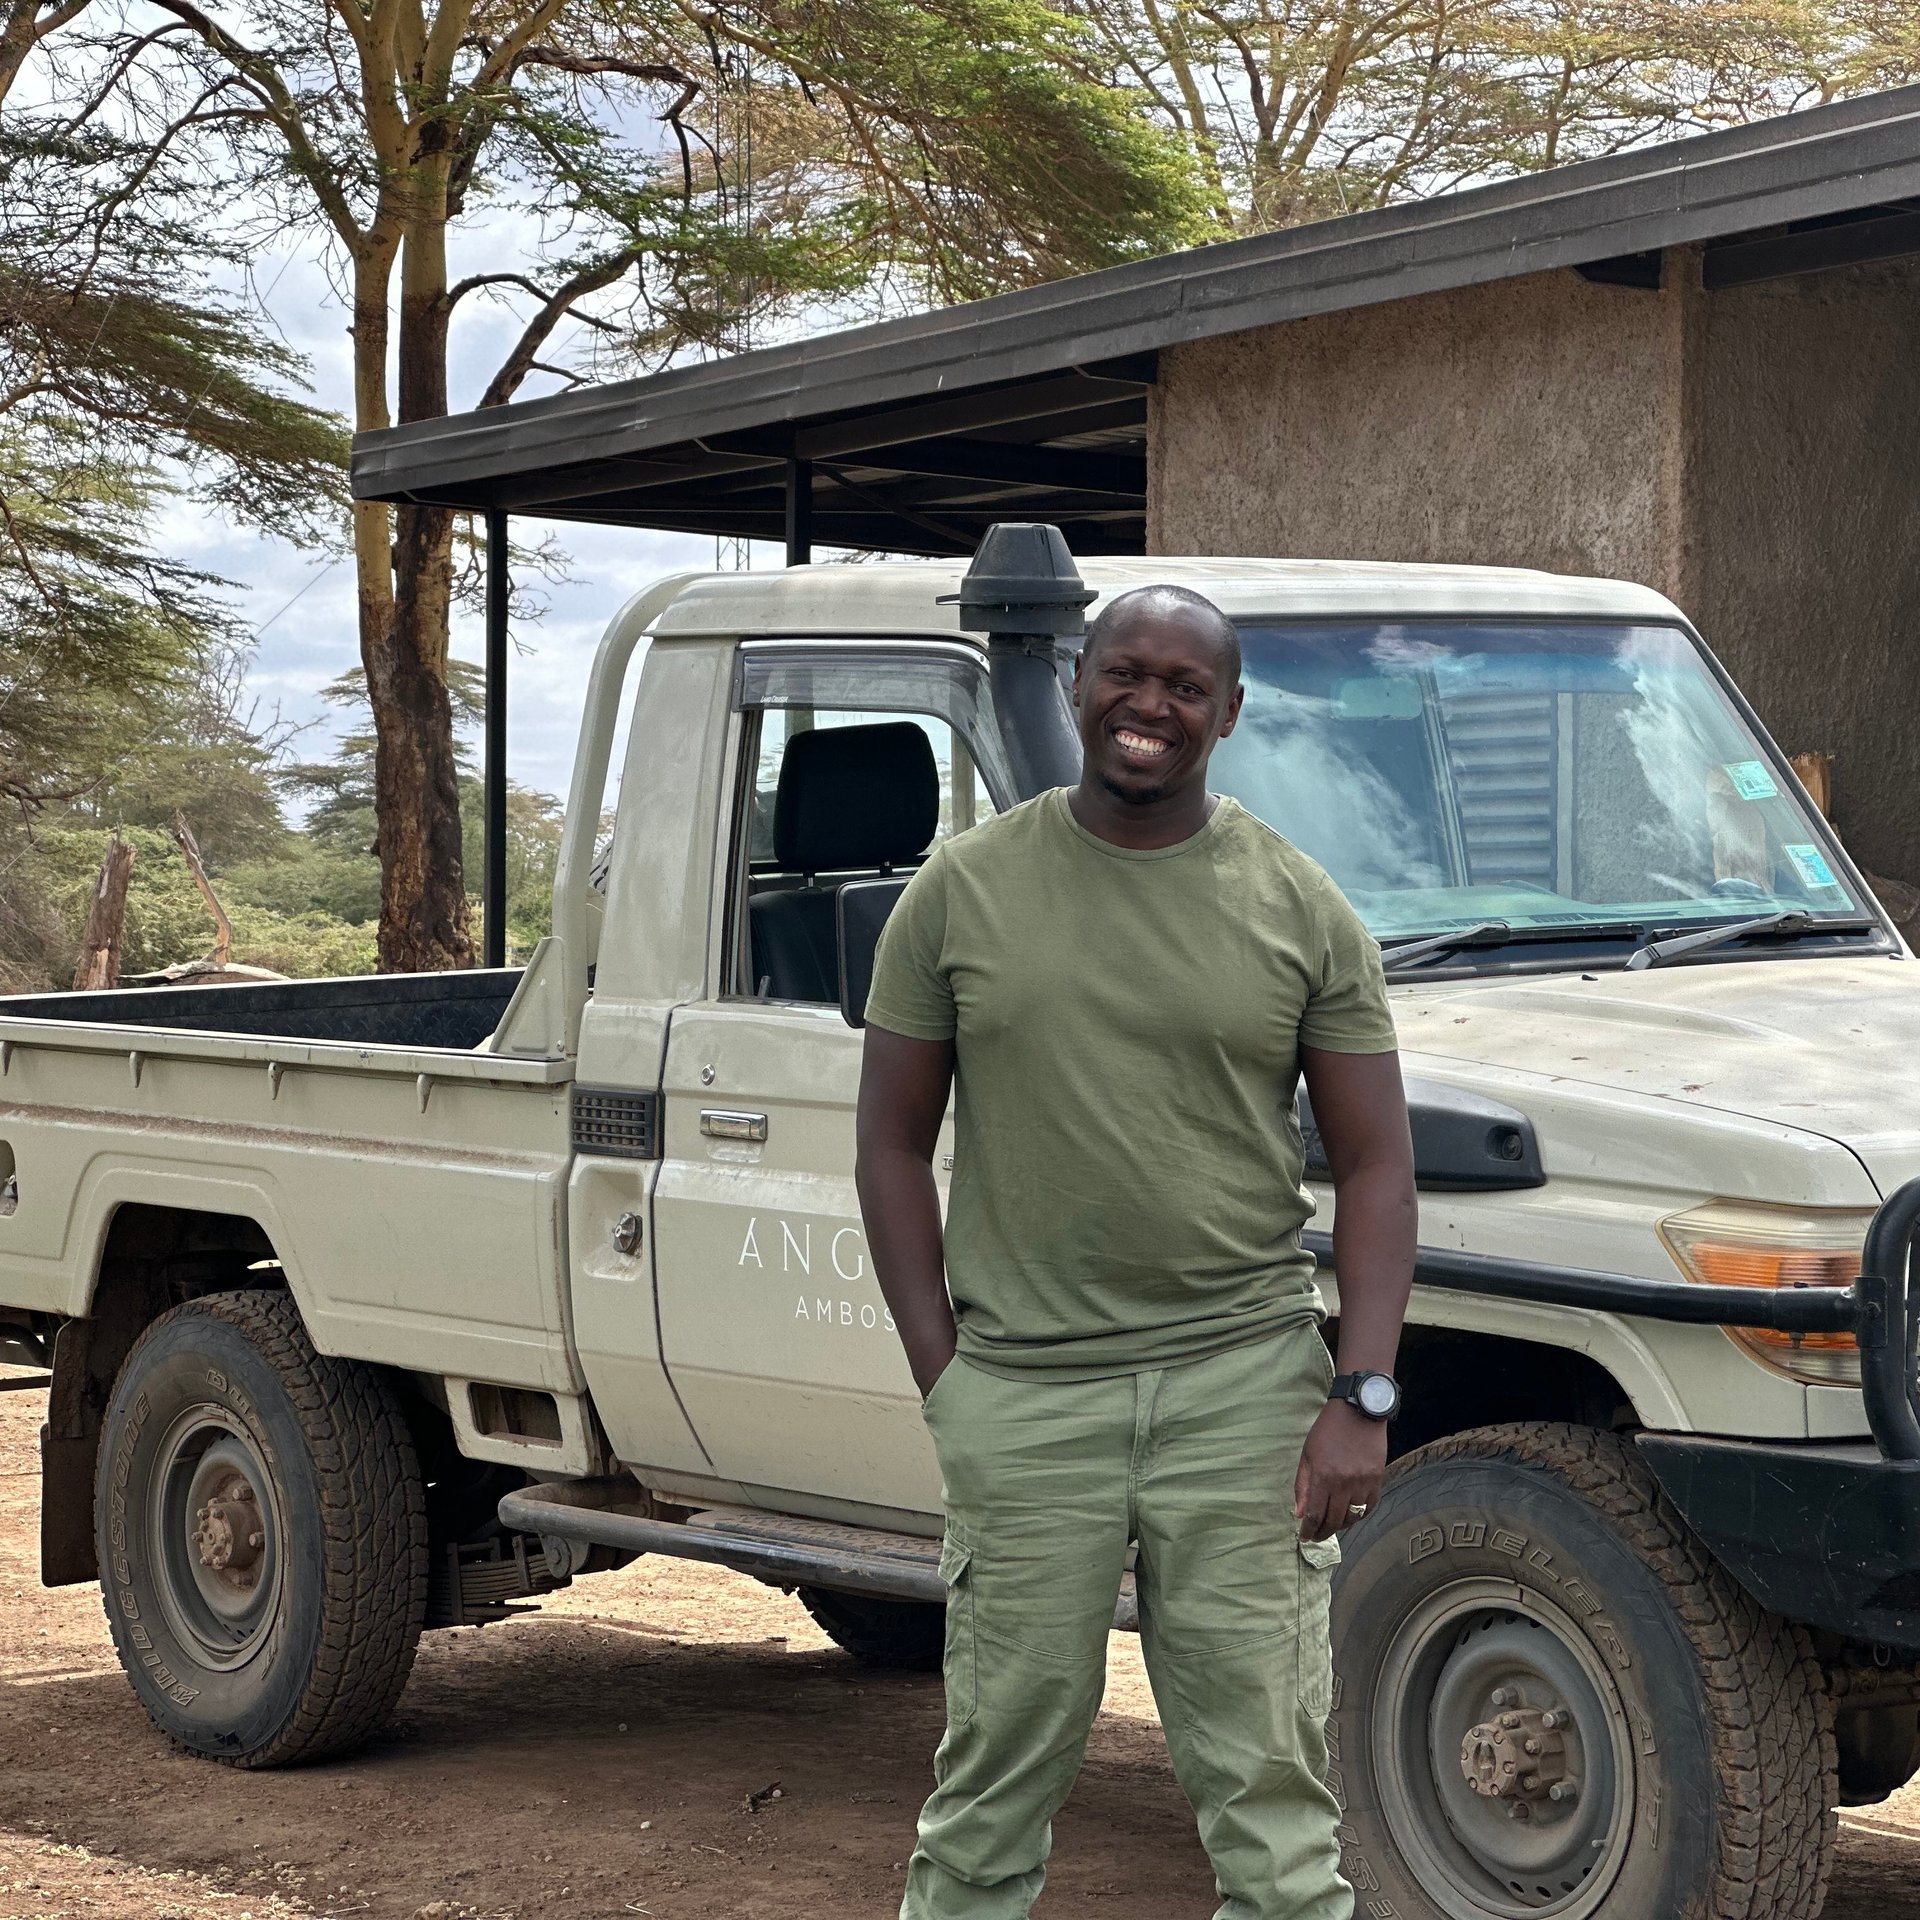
[1296,1533,1341,1720]
[939,1527,977,1728]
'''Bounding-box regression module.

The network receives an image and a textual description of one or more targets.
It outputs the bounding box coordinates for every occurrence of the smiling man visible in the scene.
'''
[856,583,1417,1920]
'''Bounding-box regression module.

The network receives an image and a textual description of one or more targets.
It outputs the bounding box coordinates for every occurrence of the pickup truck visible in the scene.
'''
[2,529,1917,1920]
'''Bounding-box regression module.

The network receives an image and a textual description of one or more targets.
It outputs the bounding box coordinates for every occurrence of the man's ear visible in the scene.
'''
[1217,681,1246,739]
[1070,649,1086,708]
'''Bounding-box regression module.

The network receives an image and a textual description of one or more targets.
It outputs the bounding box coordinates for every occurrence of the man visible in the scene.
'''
[855,583,1417,1920]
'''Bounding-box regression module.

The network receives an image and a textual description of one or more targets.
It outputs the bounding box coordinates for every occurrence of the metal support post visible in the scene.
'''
[785,457,813,565]
[483,508,509,970]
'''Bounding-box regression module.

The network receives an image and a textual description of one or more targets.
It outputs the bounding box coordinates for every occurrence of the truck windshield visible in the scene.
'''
[1207,619,1866,943]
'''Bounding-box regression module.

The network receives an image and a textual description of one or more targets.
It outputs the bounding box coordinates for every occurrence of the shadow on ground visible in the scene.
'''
[0,1604,1211,1918]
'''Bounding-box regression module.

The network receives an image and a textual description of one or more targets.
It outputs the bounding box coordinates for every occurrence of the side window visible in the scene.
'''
[747,708,996,867]
[734,705,999,1003]
[726,645,1014,1004]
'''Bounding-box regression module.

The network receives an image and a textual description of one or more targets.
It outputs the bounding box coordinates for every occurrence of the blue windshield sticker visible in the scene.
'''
[1784,843,1839,891]
[1725,760,1778,800]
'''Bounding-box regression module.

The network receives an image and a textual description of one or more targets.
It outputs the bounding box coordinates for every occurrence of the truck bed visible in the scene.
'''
[0,965,580,1391]
[0,968,522,1051]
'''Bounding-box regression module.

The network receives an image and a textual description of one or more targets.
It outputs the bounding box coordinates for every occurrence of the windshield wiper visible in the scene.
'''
[1380,919,1660,972]
[1626,911,1876,971]
[1379,922,1513,971]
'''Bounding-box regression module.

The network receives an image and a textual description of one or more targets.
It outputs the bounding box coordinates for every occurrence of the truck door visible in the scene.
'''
[651,640,1014,1518]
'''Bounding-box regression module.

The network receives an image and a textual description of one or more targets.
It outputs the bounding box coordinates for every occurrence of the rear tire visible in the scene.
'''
[1329,1423,1835,1920]
[95,1291,428,1766]
[799,1586,945,1670]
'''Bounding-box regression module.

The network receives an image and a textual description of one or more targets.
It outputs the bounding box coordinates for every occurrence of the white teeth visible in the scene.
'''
[1116,731,1168,757]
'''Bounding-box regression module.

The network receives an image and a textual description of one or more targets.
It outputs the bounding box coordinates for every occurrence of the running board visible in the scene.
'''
[498,1486,1139,1629]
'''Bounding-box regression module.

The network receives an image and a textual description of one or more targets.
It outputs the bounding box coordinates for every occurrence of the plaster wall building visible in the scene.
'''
[1151,252,1920,883]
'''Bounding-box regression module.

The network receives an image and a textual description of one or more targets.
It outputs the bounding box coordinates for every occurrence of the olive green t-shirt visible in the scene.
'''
[863,788,1397,1380]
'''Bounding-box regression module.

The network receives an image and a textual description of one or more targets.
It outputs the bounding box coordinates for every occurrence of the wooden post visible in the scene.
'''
[72,832,135,991]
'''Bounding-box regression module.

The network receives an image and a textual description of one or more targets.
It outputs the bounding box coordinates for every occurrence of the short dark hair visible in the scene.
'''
[1083,584,1242,684]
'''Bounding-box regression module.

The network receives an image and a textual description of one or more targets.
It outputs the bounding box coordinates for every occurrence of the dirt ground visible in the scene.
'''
[4,1372,1920,1920]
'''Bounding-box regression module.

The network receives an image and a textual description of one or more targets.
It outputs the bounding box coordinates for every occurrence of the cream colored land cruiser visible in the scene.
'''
[1,530,1915,1920]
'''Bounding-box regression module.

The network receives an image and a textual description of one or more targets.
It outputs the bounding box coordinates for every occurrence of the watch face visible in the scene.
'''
[1357,1374,1398,1418]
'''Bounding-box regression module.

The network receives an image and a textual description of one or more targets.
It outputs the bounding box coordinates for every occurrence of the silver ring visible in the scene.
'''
[1346,1503,1369,1518]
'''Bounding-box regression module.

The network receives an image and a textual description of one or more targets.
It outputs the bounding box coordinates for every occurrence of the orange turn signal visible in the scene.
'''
[1659,1202,1872,1386]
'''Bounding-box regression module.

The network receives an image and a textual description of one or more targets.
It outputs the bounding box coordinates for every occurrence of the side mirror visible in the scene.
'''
[837,878,911,1028]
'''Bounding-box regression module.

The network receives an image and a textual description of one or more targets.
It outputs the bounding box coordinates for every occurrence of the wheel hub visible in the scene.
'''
[1460,1703,1577,1805]
[193,1480,265,1580]
[150,1410,282,1668]
[1373,1583,1633,1918]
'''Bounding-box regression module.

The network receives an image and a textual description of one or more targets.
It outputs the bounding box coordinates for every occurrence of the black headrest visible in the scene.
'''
[773,722,940,873]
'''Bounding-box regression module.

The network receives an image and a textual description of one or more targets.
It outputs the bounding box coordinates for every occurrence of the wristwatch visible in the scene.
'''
[1330,1370,1401,1421]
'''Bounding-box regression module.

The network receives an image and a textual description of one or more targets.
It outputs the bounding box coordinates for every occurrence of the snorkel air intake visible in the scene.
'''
[951,523,1091,800]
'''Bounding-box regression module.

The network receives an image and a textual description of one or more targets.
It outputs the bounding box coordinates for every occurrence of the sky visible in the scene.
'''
[170,231,778,810]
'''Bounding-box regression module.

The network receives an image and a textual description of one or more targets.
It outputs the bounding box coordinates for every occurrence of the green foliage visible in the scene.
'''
[221,904,380,978]
[0,114,348,825]
[457,779,567,958]
[272,663,563,962]
[223,843,383,927]
[658,0,1219,305]
[1,823,378,984]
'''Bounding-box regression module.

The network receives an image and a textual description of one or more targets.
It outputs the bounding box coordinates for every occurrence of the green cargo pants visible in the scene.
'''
[904,1322,1350,1920]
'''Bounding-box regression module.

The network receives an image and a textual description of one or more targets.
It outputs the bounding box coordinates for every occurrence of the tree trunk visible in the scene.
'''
[72,831,134,990]
[0,0,57,108]
[363,160,471,974]
[371,498,469,971]
[348,218,470,974]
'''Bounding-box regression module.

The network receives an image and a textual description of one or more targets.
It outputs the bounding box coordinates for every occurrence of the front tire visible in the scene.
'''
[95,1291,428,1766]
[1329,1423,1834,1920]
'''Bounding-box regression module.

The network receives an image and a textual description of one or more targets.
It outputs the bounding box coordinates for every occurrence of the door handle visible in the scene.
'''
[700,1109,768,1142]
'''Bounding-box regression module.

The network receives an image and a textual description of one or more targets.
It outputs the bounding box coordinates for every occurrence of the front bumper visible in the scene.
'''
[1639,1434,1920,1650]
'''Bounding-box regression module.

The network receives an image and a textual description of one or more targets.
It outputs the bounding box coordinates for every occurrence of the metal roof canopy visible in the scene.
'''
[356,82,1920,567]
[357,82,1920,962]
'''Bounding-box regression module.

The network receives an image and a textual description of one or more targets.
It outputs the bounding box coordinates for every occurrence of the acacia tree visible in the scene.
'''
[1065,0,1920,231]
[86,0,1204,971]
[1,21,346,824]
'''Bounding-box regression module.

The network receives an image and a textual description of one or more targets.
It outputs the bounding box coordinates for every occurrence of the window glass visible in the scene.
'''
[748,708,996,867]
[728,649,1009,1001]
[1209,620,1863,940]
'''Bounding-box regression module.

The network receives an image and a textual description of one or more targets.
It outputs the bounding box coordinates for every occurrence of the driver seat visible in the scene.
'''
[748,722,939,1002]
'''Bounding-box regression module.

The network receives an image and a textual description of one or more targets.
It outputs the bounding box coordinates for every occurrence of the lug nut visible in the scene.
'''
[1489,1687,1515,1708]
[1541,1709,1568,1731]
[1509,1802,1532,1821]
[1523,1737,1540,1755]
[1550,1780,1580,1803]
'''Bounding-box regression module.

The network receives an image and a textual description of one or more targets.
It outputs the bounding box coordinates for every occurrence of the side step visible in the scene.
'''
[498,1485,1139,1629]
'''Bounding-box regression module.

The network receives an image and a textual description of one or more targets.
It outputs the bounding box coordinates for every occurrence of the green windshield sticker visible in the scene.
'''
[1725,760,1778,800]
[1784,843,1839,890]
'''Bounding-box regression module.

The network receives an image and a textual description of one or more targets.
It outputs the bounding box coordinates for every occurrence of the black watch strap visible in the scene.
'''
[1330,1370,1400,1421]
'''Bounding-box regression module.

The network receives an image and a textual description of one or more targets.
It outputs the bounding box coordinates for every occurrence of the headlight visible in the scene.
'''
[1658,1200,1873,1387]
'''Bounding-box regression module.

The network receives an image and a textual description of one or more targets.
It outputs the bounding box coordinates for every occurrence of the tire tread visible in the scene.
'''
[1392,1422,1836,1920]
[99,1290,428,1768]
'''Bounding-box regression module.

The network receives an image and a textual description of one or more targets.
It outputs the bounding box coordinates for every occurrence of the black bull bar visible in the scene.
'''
[1308,1178,1920,1648]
